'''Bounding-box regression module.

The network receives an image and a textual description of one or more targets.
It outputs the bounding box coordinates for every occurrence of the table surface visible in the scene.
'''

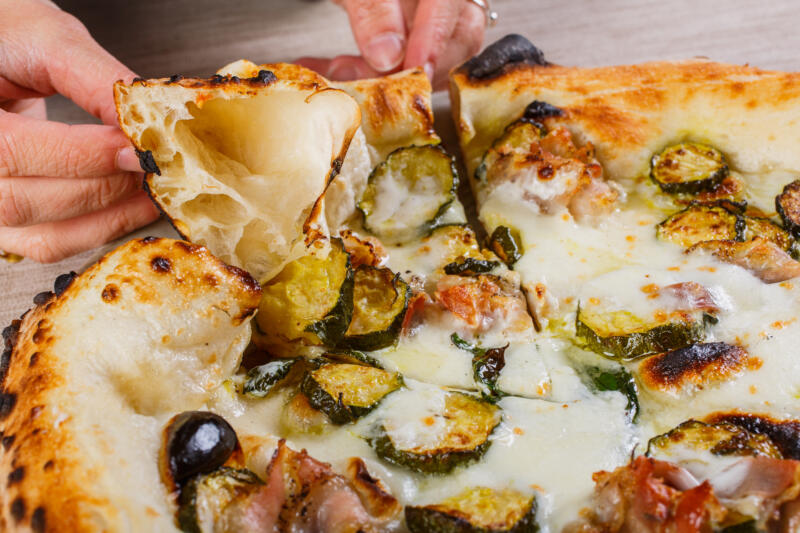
[3,0,800,324]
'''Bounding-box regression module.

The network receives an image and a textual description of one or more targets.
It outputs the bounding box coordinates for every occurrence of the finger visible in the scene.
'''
[295,55,383,81]
[0,111,141,179]
[339,0,407,72]
[0,192,158,263]
[426,5,486,90]
[1,98,47,119]
[0,1,136,125]
[403,0,464,78]
[0,172,144,227]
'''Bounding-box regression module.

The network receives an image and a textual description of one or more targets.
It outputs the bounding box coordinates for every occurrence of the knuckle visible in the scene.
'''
[0,181,30,227]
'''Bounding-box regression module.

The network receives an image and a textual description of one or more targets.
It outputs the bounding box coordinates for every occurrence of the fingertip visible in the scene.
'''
[116,146,142,173]
[363,32,405,72]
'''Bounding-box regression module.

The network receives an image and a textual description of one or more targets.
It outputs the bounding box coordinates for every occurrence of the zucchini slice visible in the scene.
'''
[656,203,745,248]
[743,215,796,254]
[256,238,353,348]
[443,257,501,276]
[300,363,403,424]
[452,333,508,400]
[177,467,263,533]
[358,145,458,244]
[776,179,800,237]
[650,142,729,194]
[370,392,500,474]
[406,487,538,533]
[476,120,544,183]
[576,304,710,359]
[488,226,523,266]
[646,420,783,459]
[580,366,639,422]
[241,358,301,398]
[341,265,410,351]
[322,349,383,368]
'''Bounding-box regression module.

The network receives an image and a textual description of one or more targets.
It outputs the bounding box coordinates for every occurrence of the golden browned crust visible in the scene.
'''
[450,46,800,184]
[335,68,439,154]
[0,238,260,532]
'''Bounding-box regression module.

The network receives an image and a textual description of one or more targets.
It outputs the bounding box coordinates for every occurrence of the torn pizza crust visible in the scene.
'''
[0,238,261,532]
[114,66,361,283]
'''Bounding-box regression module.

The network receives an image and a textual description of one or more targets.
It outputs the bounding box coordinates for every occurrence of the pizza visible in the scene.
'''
[3,34,800,532]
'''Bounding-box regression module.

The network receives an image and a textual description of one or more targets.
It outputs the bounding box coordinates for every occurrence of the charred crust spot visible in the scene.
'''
[523,100,564,122]
[132,77,145,83]
[7,466,24,486]
[2,434,15,449]
[641,342,748,390]
[10,497,25,522]
[31,507,45,533]
[211,74,225,84]
[136,149,161,176]
[28,352,38,367]
[151,256,172,273]
[53,272,77,296]
[30,405,42,419]
[329,158,343,182]
[168,74,184,83]
[462,34,548,79]
[223,265,261,293]
[101,284,120,302]
[203,274,219,287]
[43,460,54,471]
[252,69,277,84]
[706,413,800,459]
[411,94,435,135]
[32,292,52,305]
[0,392,17,420]
[142,236,159,243]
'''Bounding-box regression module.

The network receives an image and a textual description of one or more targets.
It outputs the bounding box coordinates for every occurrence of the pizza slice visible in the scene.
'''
[451,34,800,530]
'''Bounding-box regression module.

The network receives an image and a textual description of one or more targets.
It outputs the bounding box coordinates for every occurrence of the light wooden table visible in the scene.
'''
[2,0,799,325]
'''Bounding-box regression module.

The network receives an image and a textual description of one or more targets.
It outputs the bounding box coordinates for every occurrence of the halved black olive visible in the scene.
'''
[165,411,238,485]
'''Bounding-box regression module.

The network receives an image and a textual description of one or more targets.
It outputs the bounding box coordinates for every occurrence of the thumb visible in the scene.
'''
[339,0,407,72]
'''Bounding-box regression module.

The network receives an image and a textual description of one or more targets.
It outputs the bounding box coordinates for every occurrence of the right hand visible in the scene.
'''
[0,0,158,263]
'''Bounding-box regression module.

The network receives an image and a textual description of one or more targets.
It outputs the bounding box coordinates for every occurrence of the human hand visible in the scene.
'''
[0,0,158,263]
[297,0,486,89]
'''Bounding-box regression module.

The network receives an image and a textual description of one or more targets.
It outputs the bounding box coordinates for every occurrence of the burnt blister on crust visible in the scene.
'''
[32,292,52,306]
[523,100,564,122]
[462,34,548,79]
[53,272,77,296]
[135,149,161,176]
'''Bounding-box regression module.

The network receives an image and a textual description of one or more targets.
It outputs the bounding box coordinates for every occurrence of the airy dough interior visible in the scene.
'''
[115,75,361,282]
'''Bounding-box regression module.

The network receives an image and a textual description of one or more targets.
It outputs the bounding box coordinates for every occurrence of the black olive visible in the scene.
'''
[166,411,238,484]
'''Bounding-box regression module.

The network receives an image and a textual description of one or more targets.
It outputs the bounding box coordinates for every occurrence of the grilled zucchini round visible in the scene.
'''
[776,179,800,237]
[406,486,538,533]
[657,203,745,248]
[646,419,783,459]
[370,392,500,474]
[476,120,544,183]
[743,215,796,254]
[177,467,263,533]
[576,304,709,360]
[341,265,410,351]
[301,363,403,424]
[256,238,353,348]
[650,142,728,194]
[358,145,458,244]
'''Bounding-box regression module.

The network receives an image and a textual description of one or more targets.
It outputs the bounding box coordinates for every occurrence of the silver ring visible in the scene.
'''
[468,0,499,27]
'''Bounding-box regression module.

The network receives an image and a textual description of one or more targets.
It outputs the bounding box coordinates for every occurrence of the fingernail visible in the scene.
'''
[116,146,142,172]
[424,62,435,82]
[364,32,404,72]
[327,62,360,81]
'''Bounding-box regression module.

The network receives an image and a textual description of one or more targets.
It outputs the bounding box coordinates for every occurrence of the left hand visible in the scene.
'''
[297,0,486,90]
